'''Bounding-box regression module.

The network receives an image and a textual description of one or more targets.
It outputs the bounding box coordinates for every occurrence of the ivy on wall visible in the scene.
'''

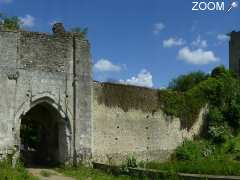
[95,66,240,131]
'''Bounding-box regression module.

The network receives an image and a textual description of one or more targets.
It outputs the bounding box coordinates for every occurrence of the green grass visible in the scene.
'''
[58,166,139,180]
[0,160,38,180]
[145,159,240,176]
[143,137,240,176]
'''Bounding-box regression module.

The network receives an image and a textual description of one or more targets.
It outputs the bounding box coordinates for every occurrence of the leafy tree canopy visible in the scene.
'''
[168,71,208,92]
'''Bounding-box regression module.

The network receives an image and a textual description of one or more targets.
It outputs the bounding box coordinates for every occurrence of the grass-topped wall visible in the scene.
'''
[94,81,205,130]
[94,82,160,113]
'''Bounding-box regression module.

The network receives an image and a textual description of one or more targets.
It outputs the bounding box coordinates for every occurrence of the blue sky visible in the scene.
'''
[0,0,239,88]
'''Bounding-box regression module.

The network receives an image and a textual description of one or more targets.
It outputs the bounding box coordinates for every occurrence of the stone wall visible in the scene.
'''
[92,82,207,165]
[0,28,92,164]
[0,27,206,165]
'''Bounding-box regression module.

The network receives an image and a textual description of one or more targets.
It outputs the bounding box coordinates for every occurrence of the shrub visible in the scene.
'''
[126,156,137,168]
[168,71,208,92]
[211,65,237,78]
[224,103,240,129]
[207,108,224,126]
[175,141,203,161]
[211,65,227,78]
[175,140,215,161]
[208,124,231,143]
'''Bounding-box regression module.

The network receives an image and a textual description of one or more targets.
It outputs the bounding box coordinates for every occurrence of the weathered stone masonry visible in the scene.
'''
[0,25,207,165]
[0,25,92,164]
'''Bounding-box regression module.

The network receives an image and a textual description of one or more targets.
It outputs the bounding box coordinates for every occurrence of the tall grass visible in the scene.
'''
[58,166,139,180]
[0,159,38,180]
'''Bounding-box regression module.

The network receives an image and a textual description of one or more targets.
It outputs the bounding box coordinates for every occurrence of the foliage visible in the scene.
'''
[0,13,21,30]
[0,159,38,180]
[211,65,237,78]
[168,71,208,92]
[160,65,240,130]
[126,156,137,168]
[146,135,240,176]
[97,82,159,113]
[131,65,240,176]
[97,65,240,131]
[58,166,137,180]
[175,141,202,161]
[159,84,206,129]
[70,27,88,38]
[175,140,214,161]
[145,159,240,176]
[211,65,227,77]
[208,124,231,143]
[207,108,224,126]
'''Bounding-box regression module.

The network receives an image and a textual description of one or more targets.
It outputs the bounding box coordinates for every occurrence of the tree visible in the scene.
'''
[168,71,208,92]
[0,13,21,30]
[211,65,237,78]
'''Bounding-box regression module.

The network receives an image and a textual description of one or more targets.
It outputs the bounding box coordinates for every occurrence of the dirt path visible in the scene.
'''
[28,168,76,180]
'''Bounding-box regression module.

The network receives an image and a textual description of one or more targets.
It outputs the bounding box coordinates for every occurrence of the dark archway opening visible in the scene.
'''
[20,102,61,167]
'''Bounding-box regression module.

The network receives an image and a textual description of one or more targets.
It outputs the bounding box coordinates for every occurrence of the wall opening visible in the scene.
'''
[20,101,69,167]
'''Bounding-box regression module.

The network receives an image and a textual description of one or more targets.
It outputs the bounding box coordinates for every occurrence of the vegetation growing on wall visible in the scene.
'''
[0,13,21,30]
[168,71,208,92]
[70,27,88,38]
[96,65,240,131]
[96,82,160,113]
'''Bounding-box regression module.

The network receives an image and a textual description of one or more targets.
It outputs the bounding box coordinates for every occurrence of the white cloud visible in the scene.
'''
[178,46,219,65]
[191,36,207,48]
[0,0,12,4]
[217,34,229,41]
[153,22,165,35]
[94,59,121,72]
[20,15,35,28]
[163,38,185,48]
[120,69,153,88]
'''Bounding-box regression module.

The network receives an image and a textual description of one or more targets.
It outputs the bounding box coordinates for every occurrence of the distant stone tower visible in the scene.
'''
[229,31,240,76]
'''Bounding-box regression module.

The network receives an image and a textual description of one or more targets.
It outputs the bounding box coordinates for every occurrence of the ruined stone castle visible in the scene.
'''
[0,23,207,166]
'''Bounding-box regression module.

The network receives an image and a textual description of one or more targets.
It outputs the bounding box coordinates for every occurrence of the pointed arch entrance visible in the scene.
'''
[19,98,72,167]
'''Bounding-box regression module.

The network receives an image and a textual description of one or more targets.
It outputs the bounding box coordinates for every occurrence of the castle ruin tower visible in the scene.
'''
[229,31,240,76]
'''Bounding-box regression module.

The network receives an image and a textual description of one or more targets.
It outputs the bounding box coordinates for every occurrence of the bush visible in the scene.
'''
[159,85,207,130]
[211,65,237,78]
[211,65,227,78]
[168,71,208,92]
[126,157,137,168]
[207,108,224,126]
[208,124,231,143]
[175,141,202,161]
[224,103,240,129]
[175,140,215,161]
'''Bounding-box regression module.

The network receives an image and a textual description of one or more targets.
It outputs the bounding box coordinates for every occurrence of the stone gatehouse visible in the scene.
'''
[0,23,207,166]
